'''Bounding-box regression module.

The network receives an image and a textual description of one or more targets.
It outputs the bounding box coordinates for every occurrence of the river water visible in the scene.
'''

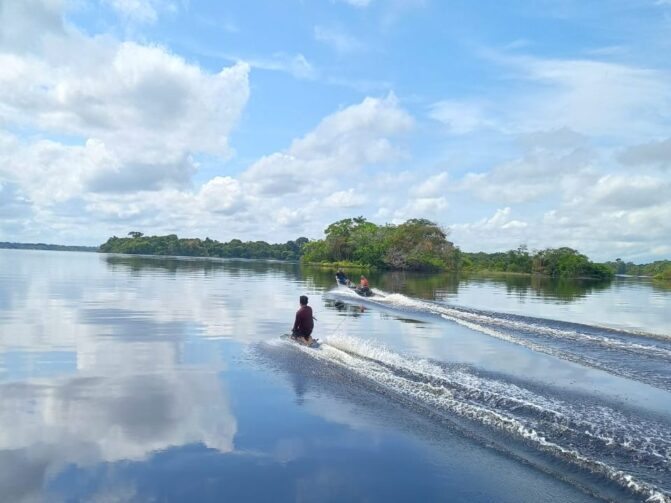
[0,249,670,502]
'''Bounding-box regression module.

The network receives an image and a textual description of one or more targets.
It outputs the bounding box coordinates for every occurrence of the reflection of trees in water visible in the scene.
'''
[378,271,460,299]
[104,255,611,303]
[323,299,365,317]
[457,273,611,302]
[104,254,301,281]
[652,278,671,292]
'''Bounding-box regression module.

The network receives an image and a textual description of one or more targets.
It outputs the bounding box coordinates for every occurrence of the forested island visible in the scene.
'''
[604,259,671,279]
[300,218,612,279]
[99,218,616,279]
[100,232,307,260]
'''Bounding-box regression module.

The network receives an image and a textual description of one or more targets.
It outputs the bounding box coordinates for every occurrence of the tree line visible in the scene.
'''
[604,258,671,279]
[301,217,460,271]
[0,241,97,252]
[99,232,308,261]
[462,245,613,279]
[96,218,671,280]
[295,217,612,278]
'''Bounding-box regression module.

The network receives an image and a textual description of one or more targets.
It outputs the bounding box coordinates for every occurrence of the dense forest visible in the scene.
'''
[654,267,671,281]
[0,241,98,252]
[300,218,612,278]
[462,245,613,279]
[301,218,460,271]
[94,218,671,280]
[99,232,307,261]
[604,259,671,278]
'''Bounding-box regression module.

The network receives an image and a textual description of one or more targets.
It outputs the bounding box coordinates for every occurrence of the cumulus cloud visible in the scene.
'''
[457,128,596,204]
[0,0,249,200]
[458,207,527,232]
[428,101,493,134]
[199,176,246,215]
[377,195,448,224]
[0,41,249,162]
[618,137,671,169]
[42,93,414,242]
[450,208,529,252]
[242,93,413,197]
[590,174,670,209]
[0,0,66,54]
[324,189,366,208]
[410,172,449,197]
[425,49,671,259]
[0,0,253,243]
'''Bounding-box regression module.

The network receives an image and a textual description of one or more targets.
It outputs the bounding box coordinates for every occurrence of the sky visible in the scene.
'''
[0,0,670,261]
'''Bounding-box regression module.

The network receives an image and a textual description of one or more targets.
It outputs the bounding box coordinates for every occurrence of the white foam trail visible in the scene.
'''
[328,289,671,388]
[287,335,671,502]
[375,293,671,360]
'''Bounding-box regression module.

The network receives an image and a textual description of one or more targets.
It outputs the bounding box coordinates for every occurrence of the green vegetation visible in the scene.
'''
[655,267,671,281]
[0,241,98,252]
[462,246,613,279]
[99,232,308,260]
[604,258,671,277]
[301,217,460,271]
[97,220,630,280]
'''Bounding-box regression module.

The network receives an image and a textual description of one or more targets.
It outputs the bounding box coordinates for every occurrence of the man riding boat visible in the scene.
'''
[335,269,349,285]
[356,275,372,297]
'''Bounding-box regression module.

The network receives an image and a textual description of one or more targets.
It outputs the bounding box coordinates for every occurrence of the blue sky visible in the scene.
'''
[1,0,670,261]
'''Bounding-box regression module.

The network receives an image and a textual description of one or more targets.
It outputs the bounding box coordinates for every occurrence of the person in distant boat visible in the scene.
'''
[335,269,349,285]
[292,295,314,341]
[357,275,371,296]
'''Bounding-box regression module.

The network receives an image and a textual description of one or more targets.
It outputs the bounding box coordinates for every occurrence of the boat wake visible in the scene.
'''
[276,334,671,502]
[329,288,671,391]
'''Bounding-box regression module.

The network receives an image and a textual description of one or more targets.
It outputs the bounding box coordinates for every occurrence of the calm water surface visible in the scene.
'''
[1,249,670,502]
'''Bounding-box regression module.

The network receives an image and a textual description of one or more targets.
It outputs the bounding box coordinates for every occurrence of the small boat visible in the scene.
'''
[335,278,374,297]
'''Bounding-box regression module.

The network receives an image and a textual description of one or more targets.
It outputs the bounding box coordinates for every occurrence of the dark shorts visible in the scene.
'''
[292,328,312,340]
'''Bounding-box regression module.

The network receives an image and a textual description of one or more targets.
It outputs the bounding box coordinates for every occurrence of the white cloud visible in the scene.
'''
[0,0,66,54]
[452,171,671,260]
[199,176,246,215]
[240,52,316,80]
[428,101,494,134]
[619,137,671,169]
[380,196,449,224]
[451,207,530,252]
[324,189,366,208]
[0,41,249,163]
[314,26,363,53]
[499,55,671,140]
[0,0,250,237]
[23,93,414,243]
[431,54,671,142]
[103,0,161,23]
[426,51,671,259]
[457,128,596,204]
[456,207,527,232]
[242,93,413,197]
[590,174,670,209]
[410,172,449,197]
[336,0,372,7]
